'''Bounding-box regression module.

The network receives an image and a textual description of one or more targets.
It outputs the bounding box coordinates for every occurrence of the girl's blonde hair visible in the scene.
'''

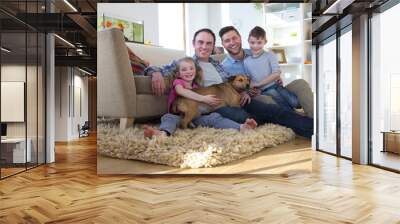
[175,57,203,86]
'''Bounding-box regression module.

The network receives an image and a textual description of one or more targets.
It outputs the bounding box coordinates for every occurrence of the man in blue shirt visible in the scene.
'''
[219,26,251,76]
[218,26,313,118]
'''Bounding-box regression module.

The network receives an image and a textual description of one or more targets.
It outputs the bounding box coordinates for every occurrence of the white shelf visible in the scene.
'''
[265,21,300,29]
[267,42,301,49]
[279,63,301,67]
[264,3,312,85]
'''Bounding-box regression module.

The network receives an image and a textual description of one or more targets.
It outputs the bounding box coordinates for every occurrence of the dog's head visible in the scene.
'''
[228,75,250,92]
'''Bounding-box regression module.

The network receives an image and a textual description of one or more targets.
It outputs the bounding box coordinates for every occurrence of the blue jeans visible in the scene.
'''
[215,106,250,124]
[262,84,300,111]
[215,99,313,138]
[159,112,241,135]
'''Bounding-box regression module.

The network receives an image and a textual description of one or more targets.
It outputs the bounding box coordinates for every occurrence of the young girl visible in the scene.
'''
[144,57,257,138]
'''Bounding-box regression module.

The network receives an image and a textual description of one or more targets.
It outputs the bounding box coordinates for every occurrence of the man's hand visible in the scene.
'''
[201,95,222,107]
[276,77,283,86]
[240,92,251,106]
[151,72,166,96]
[248,88,261,97]
[250,82,259,89]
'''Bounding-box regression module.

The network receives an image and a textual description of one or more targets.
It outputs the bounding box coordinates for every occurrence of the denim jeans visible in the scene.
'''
[159,112,241,135]
[215,99,313,138]
[262,84,300,111]
[215,106,250,124]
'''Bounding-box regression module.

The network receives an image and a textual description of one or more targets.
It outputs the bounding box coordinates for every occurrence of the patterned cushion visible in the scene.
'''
[127,47,149,76]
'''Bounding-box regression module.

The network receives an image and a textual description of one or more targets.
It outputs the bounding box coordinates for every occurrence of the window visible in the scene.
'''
[340,28,352,158]
[371,2,400,171]
[0,1,46,179]
[158,4,184,50]
[317,36,337,154]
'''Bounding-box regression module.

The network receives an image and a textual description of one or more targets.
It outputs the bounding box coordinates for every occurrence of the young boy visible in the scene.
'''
[244,26,300,112]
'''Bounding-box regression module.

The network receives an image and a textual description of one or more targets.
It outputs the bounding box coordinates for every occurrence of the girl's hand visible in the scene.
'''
[201,95,222,107]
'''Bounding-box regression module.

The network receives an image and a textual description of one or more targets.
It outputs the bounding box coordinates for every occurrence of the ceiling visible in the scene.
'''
[311,0,390,43]
[1,0,396,74]
[0,0,98,74]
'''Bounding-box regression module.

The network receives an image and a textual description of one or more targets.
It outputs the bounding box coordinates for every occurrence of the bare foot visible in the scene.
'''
[143,125,167,138]
[294,108,305,114]
[239,118,258,132]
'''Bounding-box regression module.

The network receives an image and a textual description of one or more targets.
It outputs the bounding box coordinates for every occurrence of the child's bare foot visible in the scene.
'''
[143,125,167,138]
[294,108,305,114]
[239,118,258,132]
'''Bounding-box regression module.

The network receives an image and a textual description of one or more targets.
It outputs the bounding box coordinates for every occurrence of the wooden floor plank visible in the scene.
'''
[0,135,399,223]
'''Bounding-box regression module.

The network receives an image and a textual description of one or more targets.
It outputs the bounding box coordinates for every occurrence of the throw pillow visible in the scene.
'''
[127,47,149,76]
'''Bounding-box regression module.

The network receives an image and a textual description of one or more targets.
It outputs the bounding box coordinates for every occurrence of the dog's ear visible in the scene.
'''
[228,75,237,82]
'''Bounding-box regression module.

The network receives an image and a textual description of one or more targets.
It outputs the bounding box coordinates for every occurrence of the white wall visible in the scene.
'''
[158,4,184,50]
[55,67,67,141]
[1,65,35,137]
[98,3,159,46]
[208,3,222,48]
[55,67,89,141]
[55,67,70,141]
[1,64,46,164]
[227,3,265,49]
[73,74,89,138]
[185,3,265,55]
[1,65,27,140]
[185,3,209,56]
[98,3,264,55]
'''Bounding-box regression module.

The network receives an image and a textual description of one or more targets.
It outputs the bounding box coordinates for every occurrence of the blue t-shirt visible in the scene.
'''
[244,50,280,90]
[221,49,252,76]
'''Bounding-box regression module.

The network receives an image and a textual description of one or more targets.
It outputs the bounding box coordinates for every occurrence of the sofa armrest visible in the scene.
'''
[97,28,137,118]
[285,79,314,118]
[134,76,173,95]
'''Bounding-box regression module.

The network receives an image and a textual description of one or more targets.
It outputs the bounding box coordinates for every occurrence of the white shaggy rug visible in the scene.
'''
[97,123,295,168]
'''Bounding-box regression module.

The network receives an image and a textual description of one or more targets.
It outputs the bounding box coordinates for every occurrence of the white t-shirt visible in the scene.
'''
[198,61,223,87]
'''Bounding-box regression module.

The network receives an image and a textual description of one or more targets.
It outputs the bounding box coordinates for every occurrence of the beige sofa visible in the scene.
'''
[98,28,184,128]
[97,28,313,128]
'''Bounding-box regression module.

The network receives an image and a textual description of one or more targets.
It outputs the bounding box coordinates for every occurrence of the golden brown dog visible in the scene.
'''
[172,75,250,129]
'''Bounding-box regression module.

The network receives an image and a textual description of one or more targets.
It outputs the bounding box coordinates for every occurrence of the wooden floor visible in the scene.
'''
[1,135,400,223]
[1,167,26,178]
[372,150,400,171]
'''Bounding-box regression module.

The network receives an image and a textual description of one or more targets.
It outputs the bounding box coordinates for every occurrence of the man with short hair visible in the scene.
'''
[218,25,313,118]
[145,28,313,138]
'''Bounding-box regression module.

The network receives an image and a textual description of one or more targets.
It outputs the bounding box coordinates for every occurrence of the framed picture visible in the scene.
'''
[98,14,144,43]
[272,49,287,64]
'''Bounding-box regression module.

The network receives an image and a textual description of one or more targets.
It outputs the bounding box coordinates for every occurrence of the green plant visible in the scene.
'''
[254,3,263,13]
